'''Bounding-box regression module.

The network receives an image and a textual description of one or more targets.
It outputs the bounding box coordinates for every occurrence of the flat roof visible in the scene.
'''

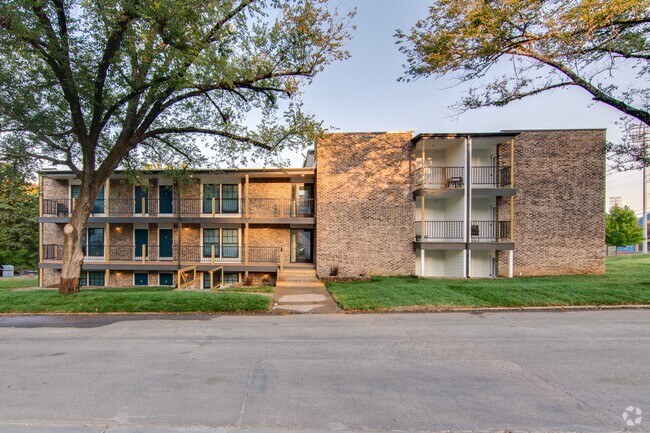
[38,167,315,178]
[410,131,520,144]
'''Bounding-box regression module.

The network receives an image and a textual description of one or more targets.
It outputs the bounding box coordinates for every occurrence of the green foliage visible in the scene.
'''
[396,0,650,128]
[606,205,644,247]
[0,164,38,270]
[326,255,650,311]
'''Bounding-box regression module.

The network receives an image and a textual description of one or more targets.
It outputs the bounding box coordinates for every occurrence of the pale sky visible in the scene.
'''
[289,0,643,215]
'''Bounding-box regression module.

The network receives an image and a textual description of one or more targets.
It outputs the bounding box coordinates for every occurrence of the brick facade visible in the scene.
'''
[498,130,606,276]
[315,132,416,278]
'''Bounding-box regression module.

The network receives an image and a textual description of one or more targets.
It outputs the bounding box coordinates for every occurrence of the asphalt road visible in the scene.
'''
[0,311,648,433]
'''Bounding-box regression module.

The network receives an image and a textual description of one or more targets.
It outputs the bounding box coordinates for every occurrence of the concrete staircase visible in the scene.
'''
[272,265,340,313]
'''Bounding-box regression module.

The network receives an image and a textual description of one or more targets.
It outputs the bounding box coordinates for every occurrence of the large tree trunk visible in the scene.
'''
[58,181,99,294]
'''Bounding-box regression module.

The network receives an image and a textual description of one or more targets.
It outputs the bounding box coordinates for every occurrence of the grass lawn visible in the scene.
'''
[325,255,650,311]
[0,277,38,291]
[220,286,275,293]
[0,286,271,314]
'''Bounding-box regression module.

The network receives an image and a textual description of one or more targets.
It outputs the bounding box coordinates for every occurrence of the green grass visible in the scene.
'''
[0,286,271,313]
[325,255,650,311]
[0,277,38,291]
[220,286,275,293]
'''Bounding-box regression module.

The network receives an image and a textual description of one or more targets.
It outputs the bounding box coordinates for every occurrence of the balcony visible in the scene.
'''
[414,166,511,189]
[42,197,315,219]
[42,244,281,264]
[415,220,511,242]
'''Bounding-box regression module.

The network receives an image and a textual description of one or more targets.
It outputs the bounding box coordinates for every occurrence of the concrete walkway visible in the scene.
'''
[272,266,340,313]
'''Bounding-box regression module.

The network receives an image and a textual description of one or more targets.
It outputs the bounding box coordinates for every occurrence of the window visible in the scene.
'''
[203,229,219,258]
[159,273,174,286]
[80,271,105,287]
[222,229,239,258]
[203,184,219,213]
[223,272,239,284]
[71,185,105,213]
[203,272,212,289]
[222,184,239,213]
[82,228,105,258]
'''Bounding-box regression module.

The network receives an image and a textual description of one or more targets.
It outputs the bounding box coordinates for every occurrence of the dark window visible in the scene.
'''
[223,272,239,284]
[82,228,105,258]
[222,184,239,213]
[79,272,87,287]
[203,272,212,289]
[203,229,219,258]
[203,184,219,214]
[222,229,239,258]
[71,185,104,213]
[88,271,105,286]
[159,273,174,286]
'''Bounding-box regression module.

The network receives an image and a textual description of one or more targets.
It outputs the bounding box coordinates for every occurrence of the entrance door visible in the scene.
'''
[135,186,149,214]
[159,229,173,260]
[290,229,313,263]
[159,186,173,214]
[135,229,148,259]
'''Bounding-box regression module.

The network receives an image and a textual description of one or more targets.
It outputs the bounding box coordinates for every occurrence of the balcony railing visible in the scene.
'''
[414,165,512,189]
[42,244,281,263]
[42,197,314,218]
[414,220,511,242]
[415,221,464,241]
[414,166,464,189]
[471,166,511,187]
[470,220,511,241]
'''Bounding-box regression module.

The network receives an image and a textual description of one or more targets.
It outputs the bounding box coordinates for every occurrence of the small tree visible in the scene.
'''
[606,205,644,254]
[396,0,649,129]
[0,0,354,293]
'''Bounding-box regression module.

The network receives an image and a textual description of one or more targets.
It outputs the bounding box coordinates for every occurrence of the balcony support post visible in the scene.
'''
[508,250,514,278]
[510,196,514,241]
[244,222,249,278]
[105,269,110,286]
[211,244,215,265]
[212,197,216,218]
[141,197,146,218]
[510,138,515,188]
[245,175,249,217]
[105,179,110,217]
[106,223,110,263]
[142,244,146,264]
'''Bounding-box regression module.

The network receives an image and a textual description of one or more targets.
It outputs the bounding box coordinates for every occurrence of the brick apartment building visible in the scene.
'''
[37,129,605,287]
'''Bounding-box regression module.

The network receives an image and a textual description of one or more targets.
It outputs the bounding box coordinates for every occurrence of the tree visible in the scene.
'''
[606,205,644,253]
[0,164,38,270]
[0,0,353,293]
[396,0,650,129]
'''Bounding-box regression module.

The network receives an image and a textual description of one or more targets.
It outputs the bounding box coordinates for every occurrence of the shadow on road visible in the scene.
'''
[0,314,214,328]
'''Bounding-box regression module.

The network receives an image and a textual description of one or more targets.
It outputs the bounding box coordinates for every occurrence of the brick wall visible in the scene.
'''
[248,179,292,199]
[315,132,415,278]
[42,177,67,199]
[498,130,605,276]
[248,226,290,265]
[43,223,64,248]
[42,268,60,287]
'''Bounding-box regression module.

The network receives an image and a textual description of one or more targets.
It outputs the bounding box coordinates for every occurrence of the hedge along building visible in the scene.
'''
[37,128,605,287]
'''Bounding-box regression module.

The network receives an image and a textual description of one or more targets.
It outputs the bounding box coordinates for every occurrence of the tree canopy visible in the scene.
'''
[396,0,649,135]
[0,164,38,270]
[0,0,354,293]
[606,205,644,249]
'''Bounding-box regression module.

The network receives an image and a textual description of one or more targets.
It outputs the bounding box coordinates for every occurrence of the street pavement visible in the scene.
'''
[0,310,648,433]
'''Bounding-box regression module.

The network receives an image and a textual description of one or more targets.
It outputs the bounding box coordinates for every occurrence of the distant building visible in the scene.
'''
[609,196,623,208]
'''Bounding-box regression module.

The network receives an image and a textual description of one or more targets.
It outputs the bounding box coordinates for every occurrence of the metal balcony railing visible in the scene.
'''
[42,197,315,218]
[42,244,281,263]
[471,166,511,187]
[415,221,464,241]
[414,166,464,189]
[413,165,512,189]
[470,221,511,241]
[414,220,511,242]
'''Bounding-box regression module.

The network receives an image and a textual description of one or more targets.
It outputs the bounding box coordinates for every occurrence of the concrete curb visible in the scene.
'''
[342,304,650,314]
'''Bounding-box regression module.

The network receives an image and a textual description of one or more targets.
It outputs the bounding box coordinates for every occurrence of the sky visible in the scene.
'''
[284,0,644,215]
